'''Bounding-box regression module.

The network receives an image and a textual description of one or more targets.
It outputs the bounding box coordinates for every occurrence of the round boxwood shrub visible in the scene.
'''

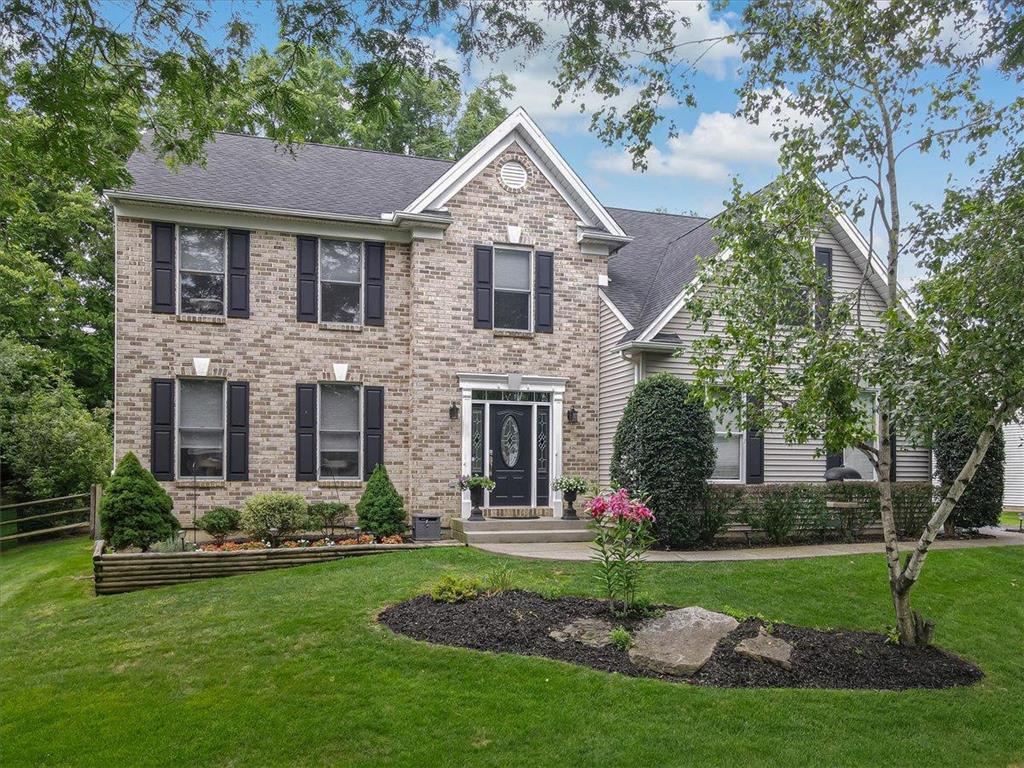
[100,452,178,551]
[611,373,717,548]
[935,416,1005,530]
[239,492,308,540]
[195,506,241,544]
[356,464,406,537]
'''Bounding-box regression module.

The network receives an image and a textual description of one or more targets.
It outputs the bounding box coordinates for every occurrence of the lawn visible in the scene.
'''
[1,538,1022,767]
[1001,509,1022,529]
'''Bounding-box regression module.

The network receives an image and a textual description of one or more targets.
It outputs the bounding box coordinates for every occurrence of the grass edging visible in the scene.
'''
[91,538,462,595]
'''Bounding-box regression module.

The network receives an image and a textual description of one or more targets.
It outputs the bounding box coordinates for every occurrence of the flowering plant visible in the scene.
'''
[552,475,589,495]
[586,488,656,615]
[451,474,496,492]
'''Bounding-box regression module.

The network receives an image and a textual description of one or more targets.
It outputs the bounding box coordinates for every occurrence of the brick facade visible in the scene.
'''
[114,142,602,526]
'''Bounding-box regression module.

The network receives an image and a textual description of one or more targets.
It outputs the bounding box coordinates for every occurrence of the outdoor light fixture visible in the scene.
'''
[449,401,460,420]
[567,407,579,424]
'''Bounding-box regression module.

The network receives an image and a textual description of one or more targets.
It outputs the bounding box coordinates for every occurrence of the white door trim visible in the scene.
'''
[457,373,566,519]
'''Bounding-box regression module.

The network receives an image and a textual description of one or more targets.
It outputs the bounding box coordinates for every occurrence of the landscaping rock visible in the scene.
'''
[735,630,794,670]
[549,617,615,647]
[628,606,739,676]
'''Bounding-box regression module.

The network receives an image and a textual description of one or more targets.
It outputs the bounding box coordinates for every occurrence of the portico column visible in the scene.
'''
[551,390,564,518]
[460,387,473,519]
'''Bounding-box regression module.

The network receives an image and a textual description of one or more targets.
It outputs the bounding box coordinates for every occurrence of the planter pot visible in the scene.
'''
[563,490,579,520]
[469,486,486,522]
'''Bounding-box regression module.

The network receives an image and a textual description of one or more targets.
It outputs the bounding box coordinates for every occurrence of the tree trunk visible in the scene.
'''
[875,408,912,641]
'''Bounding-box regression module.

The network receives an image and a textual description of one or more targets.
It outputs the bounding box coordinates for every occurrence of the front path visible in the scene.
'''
[474,526,1024,561]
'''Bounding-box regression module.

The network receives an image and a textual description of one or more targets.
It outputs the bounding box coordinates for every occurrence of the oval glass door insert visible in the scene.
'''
[500,415,520,467]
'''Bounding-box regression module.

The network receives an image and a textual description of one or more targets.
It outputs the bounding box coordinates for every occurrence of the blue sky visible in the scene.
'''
[102,1,1019,280]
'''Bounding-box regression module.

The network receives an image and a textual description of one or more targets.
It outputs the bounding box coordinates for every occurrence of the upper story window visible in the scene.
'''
[319,382,361,479]
[179,227,226,316]
[178,378,225,478]
[320,239,362,324]
[493,247,532,331]
[844,392,877,480]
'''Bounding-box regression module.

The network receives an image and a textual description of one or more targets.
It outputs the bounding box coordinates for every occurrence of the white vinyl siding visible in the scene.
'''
[635,233,933,483]
[1004,420,1024,510]
[598,299,636,487]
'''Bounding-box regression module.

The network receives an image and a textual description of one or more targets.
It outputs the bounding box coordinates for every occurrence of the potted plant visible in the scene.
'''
[453,475,496,521]
[553,475,590,520]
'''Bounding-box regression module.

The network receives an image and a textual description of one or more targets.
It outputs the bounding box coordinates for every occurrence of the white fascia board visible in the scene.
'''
[111,197,412,243]
[598,288,633,331]
[405,107,627,238]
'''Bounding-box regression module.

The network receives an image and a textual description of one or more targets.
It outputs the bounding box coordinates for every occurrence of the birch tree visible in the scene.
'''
[687,1,1022,645]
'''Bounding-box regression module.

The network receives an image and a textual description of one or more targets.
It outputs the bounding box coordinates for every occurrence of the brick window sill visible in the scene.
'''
[493,329,535,339]
[318,479,364,489]
[175,479,225,488]
[178,313,226,325]
[319,322,363,332]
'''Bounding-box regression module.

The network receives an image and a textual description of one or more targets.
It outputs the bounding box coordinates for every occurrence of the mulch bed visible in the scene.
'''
[378,590,983,690]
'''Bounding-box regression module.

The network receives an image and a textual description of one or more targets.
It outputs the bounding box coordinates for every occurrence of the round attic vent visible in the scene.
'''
[499,161,528,190]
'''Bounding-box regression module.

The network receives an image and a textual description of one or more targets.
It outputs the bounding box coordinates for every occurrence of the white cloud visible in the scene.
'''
[593,109,780,182]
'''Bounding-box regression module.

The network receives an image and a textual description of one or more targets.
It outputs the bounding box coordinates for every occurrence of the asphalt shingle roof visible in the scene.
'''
[118,132,722,339]
[122,132,455,219]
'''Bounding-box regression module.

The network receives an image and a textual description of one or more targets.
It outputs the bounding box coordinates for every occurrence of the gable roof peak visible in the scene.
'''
[402,106,627,238]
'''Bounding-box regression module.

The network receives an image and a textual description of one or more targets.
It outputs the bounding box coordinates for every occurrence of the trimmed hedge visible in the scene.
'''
[725,481,936,543]
[611,373,717,548]
[100,452,178,551]
[935,418,1005,529]
[240,493,308,540]
[356,464,406,537]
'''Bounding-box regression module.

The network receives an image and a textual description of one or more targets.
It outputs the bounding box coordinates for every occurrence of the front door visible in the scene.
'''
[489,404,532,506]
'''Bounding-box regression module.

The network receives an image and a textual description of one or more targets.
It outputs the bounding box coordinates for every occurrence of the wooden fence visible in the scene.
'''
[0,486,102,547]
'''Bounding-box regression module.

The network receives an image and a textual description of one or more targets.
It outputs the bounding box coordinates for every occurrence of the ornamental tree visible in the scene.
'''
[100,453,177,551]
[687,3,1022,645]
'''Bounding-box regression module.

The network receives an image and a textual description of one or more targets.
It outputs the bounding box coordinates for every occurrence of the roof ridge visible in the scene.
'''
[199,130,458,165]
[607,205,708,220]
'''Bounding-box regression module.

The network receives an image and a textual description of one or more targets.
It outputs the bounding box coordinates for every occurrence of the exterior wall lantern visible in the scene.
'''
[449,401,460,420]
[566,407,579,424]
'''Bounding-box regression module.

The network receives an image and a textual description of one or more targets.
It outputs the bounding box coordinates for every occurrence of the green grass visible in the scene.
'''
[1,538,1022,767]
[1001,509,1022,528]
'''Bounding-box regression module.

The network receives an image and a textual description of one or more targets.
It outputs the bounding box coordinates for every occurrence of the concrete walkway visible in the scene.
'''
[473,526,1024,562]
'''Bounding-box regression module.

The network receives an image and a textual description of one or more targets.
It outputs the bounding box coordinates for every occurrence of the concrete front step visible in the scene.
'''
[450,517,594,544]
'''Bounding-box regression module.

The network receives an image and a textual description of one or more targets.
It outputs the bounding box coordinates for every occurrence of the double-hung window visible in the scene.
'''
[319,383,361,479]
[178,379,225,478]
[179,226,227,316]
[710,395,743,481]
[493,247,532,331]
[844,392,878,480]
[320,239,362,323]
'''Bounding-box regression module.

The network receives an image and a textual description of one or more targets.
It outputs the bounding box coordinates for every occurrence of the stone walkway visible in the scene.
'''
[473,527,1024,562]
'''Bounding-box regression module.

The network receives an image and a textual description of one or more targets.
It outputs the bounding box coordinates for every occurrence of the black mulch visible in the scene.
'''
[378,590,983,690]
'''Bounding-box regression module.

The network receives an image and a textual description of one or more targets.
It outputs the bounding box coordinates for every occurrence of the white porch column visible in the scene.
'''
[551,390,564,518]
[459,388,473,519]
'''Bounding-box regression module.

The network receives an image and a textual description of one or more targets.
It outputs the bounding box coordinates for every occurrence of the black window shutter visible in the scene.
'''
[535,250,554,333]
[227,230,250,318]
[297,236,318,322]
[364,386,384,479]
[296,384,317,480]
[473,245,493,329]
[814,247,833,329]
[151,378,175,480]
[364,241,385,326]
[227,381,249,481]
[889,424,898,482]
[744,394,764,484]
[151,222,176,313]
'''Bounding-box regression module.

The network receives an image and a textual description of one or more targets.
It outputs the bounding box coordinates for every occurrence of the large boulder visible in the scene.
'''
[548,618,615,648]
[628,606,738,676]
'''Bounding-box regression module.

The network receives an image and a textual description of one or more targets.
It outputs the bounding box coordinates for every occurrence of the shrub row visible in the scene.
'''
[708,481,937,544]
[102,454,407,550]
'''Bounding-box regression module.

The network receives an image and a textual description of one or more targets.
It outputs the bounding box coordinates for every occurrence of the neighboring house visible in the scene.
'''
[107,107,932,529]
[1005,420,1024,513]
